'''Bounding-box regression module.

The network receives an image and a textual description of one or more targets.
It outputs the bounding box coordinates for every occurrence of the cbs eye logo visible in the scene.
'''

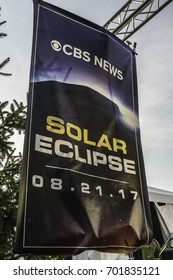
[51,40,62,51]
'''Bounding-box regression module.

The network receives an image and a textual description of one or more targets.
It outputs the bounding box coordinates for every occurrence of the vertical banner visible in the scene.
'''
[15,0,153,255]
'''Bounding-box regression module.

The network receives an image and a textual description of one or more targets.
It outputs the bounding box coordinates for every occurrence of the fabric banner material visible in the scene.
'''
[15,0,153,255]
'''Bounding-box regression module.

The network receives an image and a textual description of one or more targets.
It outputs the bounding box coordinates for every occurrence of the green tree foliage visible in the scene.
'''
[0,7,19,259]
[0,100,26,259]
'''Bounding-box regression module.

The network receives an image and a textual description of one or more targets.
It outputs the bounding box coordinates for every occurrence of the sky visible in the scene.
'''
[1,0,173,193]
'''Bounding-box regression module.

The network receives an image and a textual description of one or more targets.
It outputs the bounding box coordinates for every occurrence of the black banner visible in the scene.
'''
[15,0,153,255]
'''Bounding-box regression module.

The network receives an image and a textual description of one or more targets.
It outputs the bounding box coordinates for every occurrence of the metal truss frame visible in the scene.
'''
[103,0,173,41]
